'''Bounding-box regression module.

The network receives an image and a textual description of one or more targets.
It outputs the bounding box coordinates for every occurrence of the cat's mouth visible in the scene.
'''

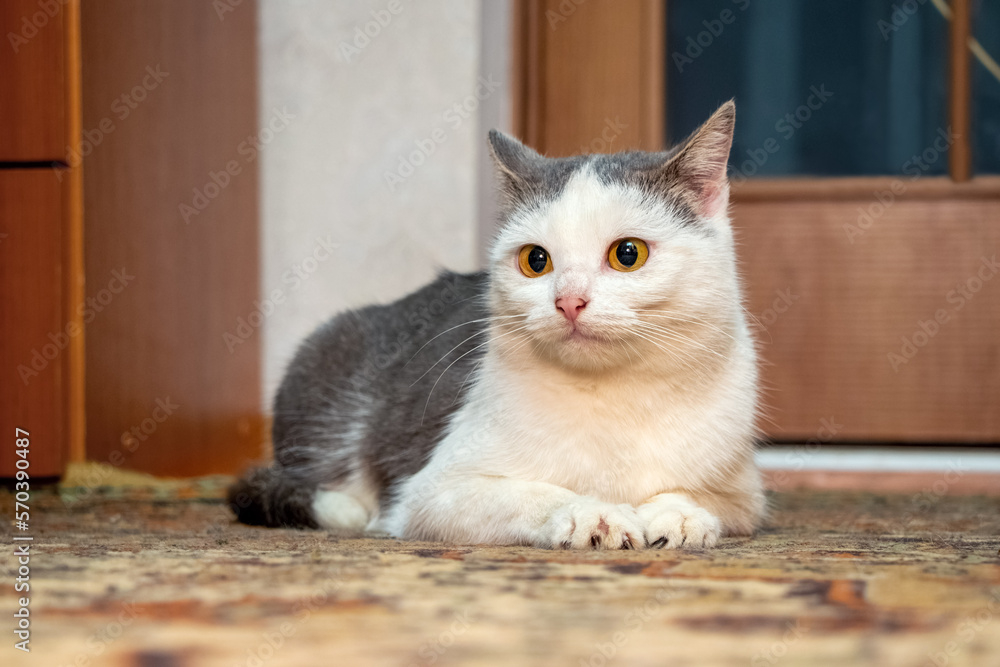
[565,325,602,343]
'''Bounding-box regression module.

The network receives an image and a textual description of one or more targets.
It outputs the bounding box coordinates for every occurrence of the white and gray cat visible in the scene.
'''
[229,101,765,550]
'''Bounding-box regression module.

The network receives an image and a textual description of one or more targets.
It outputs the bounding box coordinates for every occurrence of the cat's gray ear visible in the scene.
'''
[487,130,545,207]
[662,100,735,218]
[488,129,542,178]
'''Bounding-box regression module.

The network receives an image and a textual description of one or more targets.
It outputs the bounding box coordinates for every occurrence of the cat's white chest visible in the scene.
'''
[451,363,739,506]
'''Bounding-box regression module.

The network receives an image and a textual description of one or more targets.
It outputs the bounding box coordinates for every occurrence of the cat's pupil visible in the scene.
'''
[616,240,638,267]
[527,246,548,273]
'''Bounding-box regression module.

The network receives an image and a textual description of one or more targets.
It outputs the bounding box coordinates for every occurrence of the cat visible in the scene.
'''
[229,100,765,550]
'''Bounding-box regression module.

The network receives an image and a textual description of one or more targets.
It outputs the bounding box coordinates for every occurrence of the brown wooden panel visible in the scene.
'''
[0,169,67,477]
[735,191,1000,442]
[0,0,70,161]
[81,0,262,476]
[734,176,1000,202]
[515,0,663,156]
[948,0,972,182]
[63,0,85,463]
[764,469,1000,495]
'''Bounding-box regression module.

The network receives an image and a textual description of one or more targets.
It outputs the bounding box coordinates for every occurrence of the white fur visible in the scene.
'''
[312,470,380,531]
[312,491,369,530]
[374,166,764,549]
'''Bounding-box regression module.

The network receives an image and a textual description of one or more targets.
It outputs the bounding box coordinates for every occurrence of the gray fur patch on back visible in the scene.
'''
[270,271,489,508]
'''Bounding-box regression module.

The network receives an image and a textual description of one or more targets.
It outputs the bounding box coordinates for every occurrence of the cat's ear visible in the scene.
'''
[488,130,542,179]
[488,130,544,206]
[663,100,735,218]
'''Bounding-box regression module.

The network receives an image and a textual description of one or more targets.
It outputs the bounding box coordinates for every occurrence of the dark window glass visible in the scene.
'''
[666,0,949,178]
[974,0,1000,173]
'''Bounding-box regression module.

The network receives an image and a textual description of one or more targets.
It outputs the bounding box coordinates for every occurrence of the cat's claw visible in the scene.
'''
[639,496,721,550]
[544,500,645,551]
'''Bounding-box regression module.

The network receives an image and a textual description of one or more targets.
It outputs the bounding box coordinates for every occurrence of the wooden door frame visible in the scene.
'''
[512,0,664,155]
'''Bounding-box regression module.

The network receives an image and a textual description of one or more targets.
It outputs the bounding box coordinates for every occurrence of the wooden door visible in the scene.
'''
[513,0,1000,443]
[80,0,264,476]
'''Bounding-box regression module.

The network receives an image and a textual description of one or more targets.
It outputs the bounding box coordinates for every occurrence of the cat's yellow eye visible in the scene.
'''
[608,238,649,272]
[518,245,553,278]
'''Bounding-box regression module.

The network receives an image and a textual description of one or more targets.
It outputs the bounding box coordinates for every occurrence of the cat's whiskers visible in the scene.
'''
[633,321,728,361]
[453,357,486,406]
[617,340,633,365]
[633,310,739,344]
[621,338,644,367]
[628,332,716,380]
[737,305,773,346]
[409,329,490,386]
[639,304,773,347]
[626,328,700,374]
[649,290,771,343]
[420,323,535,424]
[408,315,529,386]
[403,314,528,369]
[495,329,536,362]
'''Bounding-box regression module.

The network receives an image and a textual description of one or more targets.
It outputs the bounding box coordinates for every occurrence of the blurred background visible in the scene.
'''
[1,0,998,481]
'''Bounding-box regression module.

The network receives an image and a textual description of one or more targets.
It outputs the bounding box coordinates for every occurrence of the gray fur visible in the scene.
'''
[487,129,589,216]
[229,271,489,526]
[488,129,701,228]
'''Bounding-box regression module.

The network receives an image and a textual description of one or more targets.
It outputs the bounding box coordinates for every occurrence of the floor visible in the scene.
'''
[3,466,999,667]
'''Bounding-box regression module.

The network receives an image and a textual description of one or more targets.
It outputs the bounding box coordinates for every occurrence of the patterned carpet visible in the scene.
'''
[2,465,999,667]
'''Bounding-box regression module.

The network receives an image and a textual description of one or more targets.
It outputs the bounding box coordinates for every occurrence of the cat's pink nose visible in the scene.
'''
[555,296,587,322]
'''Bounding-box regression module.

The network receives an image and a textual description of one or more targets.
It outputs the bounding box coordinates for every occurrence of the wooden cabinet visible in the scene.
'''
[0,170,77,478]
[0,0,76,162]
[0,0,82,478]
[2,0,263,479]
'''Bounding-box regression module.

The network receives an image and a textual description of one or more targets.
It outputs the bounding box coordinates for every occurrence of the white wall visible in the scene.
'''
[259,0,511,403]
[477,0,512,265]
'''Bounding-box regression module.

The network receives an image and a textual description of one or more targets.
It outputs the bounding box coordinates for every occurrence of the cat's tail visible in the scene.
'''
[227,466,319,529]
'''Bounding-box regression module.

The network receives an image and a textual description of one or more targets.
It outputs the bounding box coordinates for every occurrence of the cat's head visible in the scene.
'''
[486,101,745,374]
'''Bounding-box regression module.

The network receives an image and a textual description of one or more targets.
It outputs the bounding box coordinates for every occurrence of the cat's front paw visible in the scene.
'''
[638,494,721,549]
[543,499,645,550]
